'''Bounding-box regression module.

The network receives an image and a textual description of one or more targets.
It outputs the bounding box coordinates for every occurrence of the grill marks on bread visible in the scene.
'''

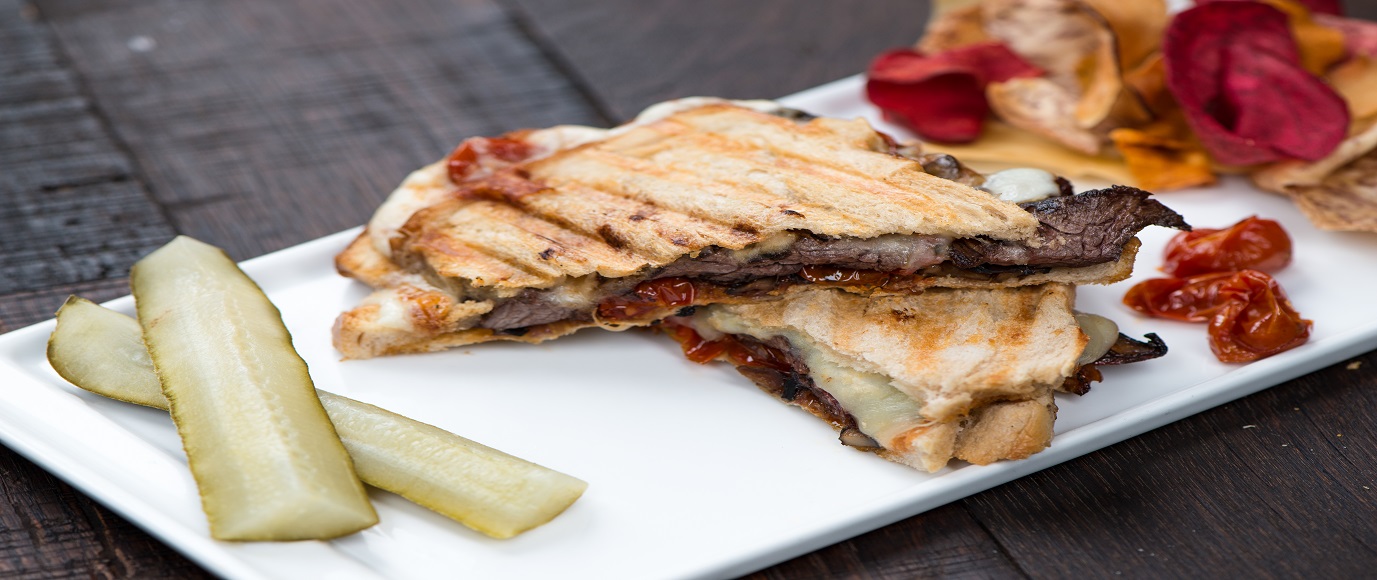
[711,285,1085,422]
[392,105,1040,290]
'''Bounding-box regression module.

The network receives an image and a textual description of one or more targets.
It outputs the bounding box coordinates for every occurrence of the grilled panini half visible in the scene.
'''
[335,101,1185,358]
[662,285,1165,472]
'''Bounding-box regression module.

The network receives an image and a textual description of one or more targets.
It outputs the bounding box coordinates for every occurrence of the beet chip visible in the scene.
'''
[1295,0,1342,16]
[1164,2,1349,166]
[866,43,1042,143]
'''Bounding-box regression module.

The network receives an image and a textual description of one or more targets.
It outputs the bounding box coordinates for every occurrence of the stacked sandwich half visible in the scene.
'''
[334,99,1186,472]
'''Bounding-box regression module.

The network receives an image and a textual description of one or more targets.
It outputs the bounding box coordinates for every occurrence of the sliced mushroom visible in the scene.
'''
[839,427,882,449]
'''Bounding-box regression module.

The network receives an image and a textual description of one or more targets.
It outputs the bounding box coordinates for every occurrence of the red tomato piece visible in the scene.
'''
[1162,216,1292,277]
[635,277,697,307]
[1206,270,1312,363]
[665,324,726,364]
[596,278,697,321]
[446,136,534,183]
[1122,271,1239,322]
[1124,270,1311,363]
[663,323,792,371]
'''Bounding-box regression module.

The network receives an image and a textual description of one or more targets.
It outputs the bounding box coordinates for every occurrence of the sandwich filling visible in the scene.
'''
[463,185,1184,333]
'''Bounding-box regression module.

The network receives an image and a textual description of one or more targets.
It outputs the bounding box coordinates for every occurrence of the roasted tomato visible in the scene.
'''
[596,278,697,321]
[664,323,792,371]
[665,324,725,363]
[1206,270,1312,363]
[1162,216,1292,277]
[446,136,534,183]
[1124,270,1311,363]
[1122,271,1239,322]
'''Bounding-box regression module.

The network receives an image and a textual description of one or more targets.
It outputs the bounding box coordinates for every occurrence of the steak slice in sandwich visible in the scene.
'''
[334,99,1187,358]
[659,285,1167,472]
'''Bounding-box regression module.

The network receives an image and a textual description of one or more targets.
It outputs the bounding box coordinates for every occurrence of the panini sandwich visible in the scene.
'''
[335,100,1186,358]
[661,285,1167,471]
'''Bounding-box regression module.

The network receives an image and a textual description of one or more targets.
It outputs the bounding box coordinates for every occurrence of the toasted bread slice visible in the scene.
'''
[695,285,1086,422]
[373,106,1040,284]
[661,284,1087,471]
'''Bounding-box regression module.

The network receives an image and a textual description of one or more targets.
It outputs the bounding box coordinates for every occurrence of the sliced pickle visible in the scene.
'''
[130,236,377,541]
[48,296,165,409]
[49,295,587,539]
[317,392,588,539]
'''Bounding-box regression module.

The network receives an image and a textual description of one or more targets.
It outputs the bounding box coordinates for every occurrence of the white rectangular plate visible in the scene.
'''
[2,75,1377,580]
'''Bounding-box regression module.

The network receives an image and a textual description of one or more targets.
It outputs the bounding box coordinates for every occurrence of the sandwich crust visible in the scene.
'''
[705,285,1087,422]
[875,390,1057,472]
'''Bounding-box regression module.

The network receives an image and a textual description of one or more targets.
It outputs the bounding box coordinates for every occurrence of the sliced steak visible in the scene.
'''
[480,292,578,330]
[654,247,801,282]
[791,235,949,274]
[655,234,950,284]
[948,185,1191,269]
[480,186,1187,331]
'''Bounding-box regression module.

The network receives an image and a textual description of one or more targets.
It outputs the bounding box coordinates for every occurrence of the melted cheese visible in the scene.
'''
[1074,311,1119,365]
[726,232,798,263]
[701,308,929,448]
[981,168,1061,203]
[545,276,601,310]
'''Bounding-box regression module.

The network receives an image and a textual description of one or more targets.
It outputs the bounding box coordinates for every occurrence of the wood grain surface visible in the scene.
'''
[2,0,1376,578]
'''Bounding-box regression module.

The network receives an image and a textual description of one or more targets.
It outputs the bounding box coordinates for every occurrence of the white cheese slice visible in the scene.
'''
[700,308,930,449]
[981,168,1061,203]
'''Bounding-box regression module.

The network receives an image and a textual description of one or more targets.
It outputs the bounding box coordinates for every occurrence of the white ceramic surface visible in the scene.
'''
[1,75,1375,580]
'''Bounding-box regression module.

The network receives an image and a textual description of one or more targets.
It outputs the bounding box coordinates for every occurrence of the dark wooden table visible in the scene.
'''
[5,0,1377,577]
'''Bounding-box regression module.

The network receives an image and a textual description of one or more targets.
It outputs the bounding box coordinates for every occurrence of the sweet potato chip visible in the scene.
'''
[927,120,1136,185]
[1124,54,1174,117]
[1252,118,1377,193]
[1110,126,1216,191]
[1255,0,1349,75]
[1072,20,1128,129]
[1252,118,1377,233]
[1329,57,1377,121]
[917,4,989,54]
[1164,2,1349,166]
[981,0,1100,91]
[1079,0,1167,72]
[979,0,1155,148]
[987,77,1101,154]
[866,43,1042,142]
[1073,0,1165,131]
[1288,150,1377,232]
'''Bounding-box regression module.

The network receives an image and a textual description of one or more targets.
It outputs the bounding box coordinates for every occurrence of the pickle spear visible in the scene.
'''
[49,296,588,539]
[130,236,377,541]
[47,296,165,409]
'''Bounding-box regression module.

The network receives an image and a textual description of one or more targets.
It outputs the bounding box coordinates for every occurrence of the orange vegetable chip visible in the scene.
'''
[1110,126,1216,191]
